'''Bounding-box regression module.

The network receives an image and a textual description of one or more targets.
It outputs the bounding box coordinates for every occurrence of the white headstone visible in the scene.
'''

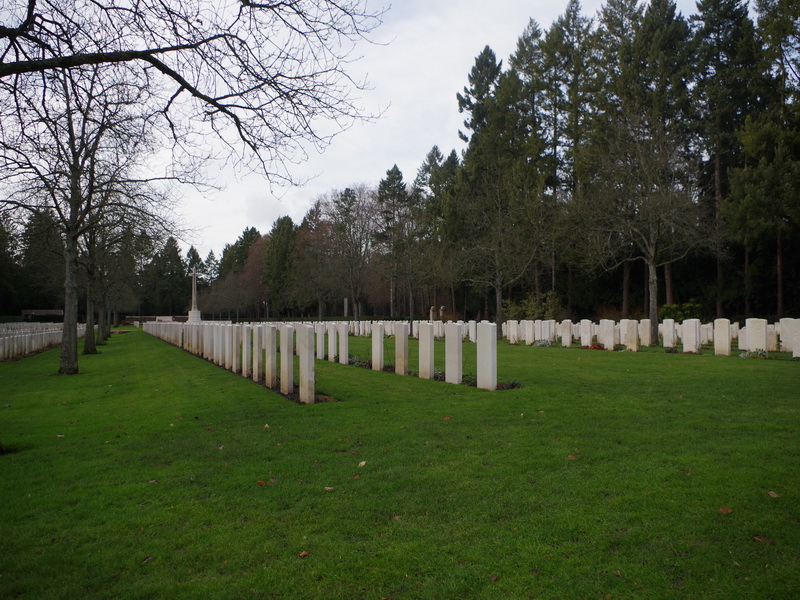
[326,322,337,362]
[580,319,593,347]
[372,322,384,371]
[264,324,277,389]
[682,319,701,353]
[746,318,768,353]
[662,319,676,348]
[297,324,315,404]
[477,322,497,391]
[639,319,652,347]
[624,320,639,351]
[419,322,434,380]
[560,319,573,348]
[599,319,615,350]
[714,318,731,356]
[280,324,294,395]
[252,323,263,383]
[445,321,463,384]
[338,321,349,365]
[241,324,251,378]
[779,318,800,352]
[395,321,409,376]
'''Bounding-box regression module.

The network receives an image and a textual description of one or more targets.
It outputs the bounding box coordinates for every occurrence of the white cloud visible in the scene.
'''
[179,0,699,257]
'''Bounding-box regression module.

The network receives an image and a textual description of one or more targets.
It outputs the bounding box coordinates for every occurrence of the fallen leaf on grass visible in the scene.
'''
[142,556,154,564]
[56,434,65,438]
[353,474,361,480]
[148,480,159,484]
[768,491,780,498]
[298,551,309,558]
[443,416,451,421]
[391,515,402,520]
[719,506,733,515]
[257,481,265,486]
[264,424,269,428]
[269,477,277,483]
[567,454,576,460]
[614,570,621,577]
[358,461,366,468]
[324,486,335,492]
[752,536,776,545]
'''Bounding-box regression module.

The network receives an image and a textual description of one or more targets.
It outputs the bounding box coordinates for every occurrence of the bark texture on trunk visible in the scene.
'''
[59,234,80,375]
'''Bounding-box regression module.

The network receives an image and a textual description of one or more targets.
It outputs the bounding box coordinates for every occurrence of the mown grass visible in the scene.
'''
[1,329,798,599]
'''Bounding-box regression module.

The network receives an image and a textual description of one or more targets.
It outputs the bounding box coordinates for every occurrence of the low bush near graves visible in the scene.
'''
[1,329,798,599]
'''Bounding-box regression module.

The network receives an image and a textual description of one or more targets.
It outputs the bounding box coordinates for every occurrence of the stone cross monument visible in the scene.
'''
[188,267,202,322]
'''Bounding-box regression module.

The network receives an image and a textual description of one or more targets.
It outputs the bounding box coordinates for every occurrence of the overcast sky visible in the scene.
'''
[179,0,698,258]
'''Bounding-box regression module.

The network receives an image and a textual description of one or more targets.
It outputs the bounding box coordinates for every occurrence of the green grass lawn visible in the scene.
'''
[1,329,798,599]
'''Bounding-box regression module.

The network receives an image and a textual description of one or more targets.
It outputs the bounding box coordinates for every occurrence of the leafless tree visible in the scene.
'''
[578,112,711,342]
[0,64,178,373]
[1,0,384,181]
[322,184,378,320]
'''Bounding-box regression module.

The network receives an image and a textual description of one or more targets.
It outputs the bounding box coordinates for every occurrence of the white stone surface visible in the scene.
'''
[477,321,497,391]
[445,321,463,384]
[714,318,731,356]
[419,322,434,380]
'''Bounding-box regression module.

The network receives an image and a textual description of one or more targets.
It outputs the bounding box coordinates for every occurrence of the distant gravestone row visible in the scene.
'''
[142,320,501,405]
[501,317,800,357]
[0,323,89,360]
[142,315,798,404]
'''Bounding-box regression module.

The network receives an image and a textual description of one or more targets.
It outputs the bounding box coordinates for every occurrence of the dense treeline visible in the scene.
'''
[2,0,798,325]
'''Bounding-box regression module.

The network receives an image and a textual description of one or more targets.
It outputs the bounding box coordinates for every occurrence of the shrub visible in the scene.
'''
[658,301,703,322]
[503,290,562,321]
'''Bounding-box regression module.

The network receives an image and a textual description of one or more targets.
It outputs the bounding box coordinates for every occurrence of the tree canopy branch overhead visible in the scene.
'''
[0,0,384,180]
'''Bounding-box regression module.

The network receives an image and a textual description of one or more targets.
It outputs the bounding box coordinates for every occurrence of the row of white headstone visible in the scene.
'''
[501,317,800,357]
[0,323,88,360]
[142,320,501,404]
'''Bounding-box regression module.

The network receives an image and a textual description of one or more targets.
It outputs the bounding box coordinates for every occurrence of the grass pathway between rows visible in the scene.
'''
[1,329,798,599]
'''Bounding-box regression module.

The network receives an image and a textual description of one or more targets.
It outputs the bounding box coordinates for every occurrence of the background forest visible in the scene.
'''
[2,0,798,325]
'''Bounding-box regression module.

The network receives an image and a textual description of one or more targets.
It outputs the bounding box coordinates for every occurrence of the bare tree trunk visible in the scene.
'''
[566,266,573,315]
[389,278,395,318]
[776,229,784,318]
[647,259,659,344]
[744,247,751,318]
[494,285,503,339]
[83,281,97,355]
[715,152,724,318]
[622,261,631,318]
[97,295,109,343]
[664,262,674,305]
[59,233,80,374]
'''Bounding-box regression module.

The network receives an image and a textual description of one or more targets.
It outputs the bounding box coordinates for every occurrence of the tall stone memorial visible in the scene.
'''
[188,267,202,323]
